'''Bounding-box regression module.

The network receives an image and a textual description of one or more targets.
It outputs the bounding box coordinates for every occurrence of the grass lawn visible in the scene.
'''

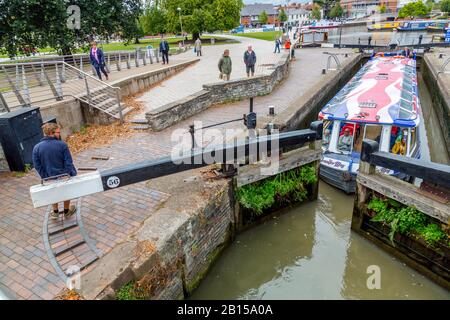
[235,31,283,42]
[0,36,237,59]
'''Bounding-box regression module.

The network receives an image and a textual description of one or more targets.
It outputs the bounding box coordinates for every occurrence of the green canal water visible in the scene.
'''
[190,69,450,301]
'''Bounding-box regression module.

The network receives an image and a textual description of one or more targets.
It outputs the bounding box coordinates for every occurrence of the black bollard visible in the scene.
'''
[368,36,372,47]
[418,34,423,45]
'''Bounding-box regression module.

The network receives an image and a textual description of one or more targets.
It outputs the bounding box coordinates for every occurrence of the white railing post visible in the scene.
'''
[21,66,31,106]
[127,53,131,69]
[55,63,63,99]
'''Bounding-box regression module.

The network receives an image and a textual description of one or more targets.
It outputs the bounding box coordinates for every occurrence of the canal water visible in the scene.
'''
[190,55,450,300]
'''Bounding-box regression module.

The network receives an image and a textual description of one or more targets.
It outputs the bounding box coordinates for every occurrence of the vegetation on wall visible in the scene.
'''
[367,197,448,247]
[236,165,317,216]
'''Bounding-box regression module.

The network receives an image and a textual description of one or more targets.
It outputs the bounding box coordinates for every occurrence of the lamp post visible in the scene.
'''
[177,7,184,47]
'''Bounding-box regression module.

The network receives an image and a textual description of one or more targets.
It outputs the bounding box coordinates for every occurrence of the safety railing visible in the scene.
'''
[0,61,124,122]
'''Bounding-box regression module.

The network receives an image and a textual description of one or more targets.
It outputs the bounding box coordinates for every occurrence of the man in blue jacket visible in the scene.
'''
[32,123,77,219]
[159,36,170,65]
[89,41,109,81]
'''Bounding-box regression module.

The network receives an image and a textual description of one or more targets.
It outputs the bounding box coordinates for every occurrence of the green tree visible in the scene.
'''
[311,5,322,20]
[398,1,430,18]
[314,0,337,18]
[163,0,243,40]
[141,6,167,35]
[329,3,344,18]
[278,9,288,24]
[379,4,387,13]
[0,0,144,57]
[259,10,269,24]
[441,0,450,13]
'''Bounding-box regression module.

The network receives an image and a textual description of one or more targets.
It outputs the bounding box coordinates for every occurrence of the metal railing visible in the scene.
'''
[0,60,124,122]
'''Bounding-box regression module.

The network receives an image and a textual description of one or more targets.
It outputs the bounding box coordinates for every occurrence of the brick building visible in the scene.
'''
[240,3,279,27]
[340,0,398,18]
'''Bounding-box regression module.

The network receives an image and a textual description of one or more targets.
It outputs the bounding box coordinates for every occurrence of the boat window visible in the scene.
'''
[322,120,332,150]
[408,127,418,156]
[401,90,413,102]
[400,99,412,110]
[337,122,358,153]
[402,81,413,93]
[390,127,409,156]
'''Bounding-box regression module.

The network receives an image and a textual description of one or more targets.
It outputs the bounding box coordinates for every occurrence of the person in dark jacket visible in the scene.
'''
[32,123,77,219]
[89,41,109,81]
[243,46,256,77]
[159,36,170,65]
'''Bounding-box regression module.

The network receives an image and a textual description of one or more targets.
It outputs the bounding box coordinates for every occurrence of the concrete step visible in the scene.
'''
[131,124,150,130]
[129,118,147,124]
[96,98,118,112]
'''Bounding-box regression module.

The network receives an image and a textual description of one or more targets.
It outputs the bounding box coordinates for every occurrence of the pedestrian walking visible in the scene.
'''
[89,41,109,81]
[32,123,77,220]
[244,45,256,77]
[218,49,232,81]
[195,38,202,57]
[159,36,170,65]
[274,38,281,53]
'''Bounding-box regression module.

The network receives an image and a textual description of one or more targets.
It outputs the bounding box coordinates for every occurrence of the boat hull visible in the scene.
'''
[319,164,356,194]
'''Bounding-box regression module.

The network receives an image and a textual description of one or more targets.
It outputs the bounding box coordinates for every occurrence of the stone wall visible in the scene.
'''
[0,144,8,171]
[146,54,291,131]
[79,168,235,300]
[422,53,450,157]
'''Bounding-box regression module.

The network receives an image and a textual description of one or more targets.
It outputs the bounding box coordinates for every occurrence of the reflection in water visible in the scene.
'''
[191,182,450,300]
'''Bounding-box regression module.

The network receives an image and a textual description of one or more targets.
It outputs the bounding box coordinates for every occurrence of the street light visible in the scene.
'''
[177,7,185,47]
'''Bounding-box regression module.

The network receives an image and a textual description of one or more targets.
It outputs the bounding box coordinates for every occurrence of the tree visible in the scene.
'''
[441,0,450,13]
[163,0,243,40]
[311,5,322,20]
[379,4,387,14]
[141,6,167,35]
[0,0,144,57]
[278,9,288,24]
[314,0,337,18]
[259,10,269,24]
[398,1,430,18]
[329,3,344,18]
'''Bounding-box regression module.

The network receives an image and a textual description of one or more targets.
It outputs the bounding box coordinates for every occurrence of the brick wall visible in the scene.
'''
[146,54,290,131]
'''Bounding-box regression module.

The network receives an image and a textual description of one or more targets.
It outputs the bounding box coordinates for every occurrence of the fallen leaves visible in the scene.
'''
[54,289,83,300]
[66,122,134,154]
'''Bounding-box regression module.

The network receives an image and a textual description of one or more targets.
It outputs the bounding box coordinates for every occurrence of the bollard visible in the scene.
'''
[322,68,326,74]
[439,53,443,59]
[269,106,275,116]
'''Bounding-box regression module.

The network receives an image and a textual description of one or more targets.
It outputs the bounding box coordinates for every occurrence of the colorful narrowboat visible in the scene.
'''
[396,20,441,31]
[318,53,421,193]
[367,22,402,31]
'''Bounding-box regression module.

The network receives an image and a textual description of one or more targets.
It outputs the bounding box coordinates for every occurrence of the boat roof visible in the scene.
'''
[319,55,420,127]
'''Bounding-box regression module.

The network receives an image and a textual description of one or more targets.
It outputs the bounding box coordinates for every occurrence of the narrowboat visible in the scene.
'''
[367,22,402,31]
[308,20,340,29]
[396,20,439,31]
[426,21,450,32]
[318,53,421,194]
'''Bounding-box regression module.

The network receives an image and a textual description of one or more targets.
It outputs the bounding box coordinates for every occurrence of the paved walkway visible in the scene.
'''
[135,35,285,117]
[0,41,356,299]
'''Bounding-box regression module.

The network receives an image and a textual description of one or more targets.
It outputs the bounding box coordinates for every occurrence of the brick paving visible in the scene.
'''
[0,37,356,299]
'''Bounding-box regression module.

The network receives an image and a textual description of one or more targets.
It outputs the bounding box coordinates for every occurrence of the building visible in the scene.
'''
[341,0,398,18]
[286,8,311,25]
[240,3,279,27]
